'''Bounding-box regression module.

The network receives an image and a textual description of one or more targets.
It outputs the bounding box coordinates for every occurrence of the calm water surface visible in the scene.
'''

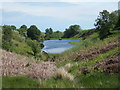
[41,39,80,54]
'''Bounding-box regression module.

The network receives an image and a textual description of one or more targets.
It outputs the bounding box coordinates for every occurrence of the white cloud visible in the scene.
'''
[2,3,82,20]
[0,3,2,25]
[1,2,118,30]
[0,0,119,2]
[2,2,118,21]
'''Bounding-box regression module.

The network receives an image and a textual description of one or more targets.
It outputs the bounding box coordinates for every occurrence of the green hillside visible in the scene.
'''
[1,9,120,88]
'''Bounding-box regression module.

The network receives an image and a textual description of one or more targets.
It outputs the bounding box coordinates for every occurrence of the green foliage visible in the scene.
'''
[2,25,12,43]
[60,30,120,63]
[20,25,27,30]
[39,78,76,88]
[12,31,25,42]
[95,10,118,40]
[2,25,42,57]
[10,25,16,30]
[115,10,120,30]
[2,40,12,51]
[45,28,63,39]
[76,73,119,88]
[52,31,63,38]
[26,39,41,57]
[27,25,41,41]
[63,25,81,38]
[1,9,120,88]
[45,28,53,39]
[18,25,27,36]
[11,39,33,56]
[80,48,119,67]
[109,11,119,30]
[2,25,13,51]
[2,76,40,88]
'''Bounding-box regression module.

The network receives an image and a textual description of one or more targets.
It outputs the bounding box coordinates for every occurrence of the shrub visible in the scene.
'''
[26,39,41,57]
[2,25,13,51]
[27,25,41,41]
[2,41,12,51]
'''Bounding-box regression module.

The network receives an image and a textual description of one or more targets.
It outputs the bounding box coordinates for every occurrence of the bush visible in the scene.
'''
[27,25,41,41]
[2,41,12,51]
[2,25,13,51]
[2,25,12,42]
[26,39,41,57]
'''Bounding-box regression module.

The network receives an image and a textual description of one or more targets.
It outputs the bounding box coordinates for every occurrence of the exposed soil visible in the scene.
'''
[74,37,119,62]
[1,49,57,80]
[94,52,120,74]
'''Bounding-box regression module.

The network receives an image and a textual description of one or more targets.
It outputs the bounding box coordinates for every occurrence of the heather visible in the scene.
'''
[1,9,120,88]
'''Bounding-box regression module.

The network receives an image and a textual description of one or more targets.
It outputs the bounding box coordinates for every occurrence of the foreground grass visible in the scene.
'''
[39,78,76,88]
[76,73,119,88]
[3,73,119,88]
[2,76,40,88]
[2,76,76,88]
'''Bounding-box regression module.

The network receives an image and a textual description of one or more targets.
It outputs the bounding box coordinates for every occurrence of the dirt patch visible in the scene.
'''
[74,38,119,61]
[94,52,120,74]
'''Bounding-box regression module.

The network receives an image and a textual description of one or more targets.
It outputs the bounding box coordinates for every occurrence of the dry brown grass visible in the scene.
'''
[94,52,120,74]
[55,63,74,81]
[1,49,57,80]
[74,40,119,62]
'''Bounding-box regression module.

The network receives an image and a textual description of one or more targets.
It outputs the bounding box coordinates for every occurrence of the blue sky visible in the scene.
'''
[1,1,118,32]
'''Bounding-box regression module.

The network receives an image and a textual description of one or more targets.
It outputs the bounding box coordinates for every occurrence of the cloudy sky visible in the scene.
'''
[0,0,119,32]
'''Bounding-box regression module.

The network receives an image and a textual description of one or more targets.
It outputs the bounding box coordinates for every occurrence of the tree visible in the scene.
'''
[2,25,13,51]
[18,25,27,36]
[63,25,80,38]
[109,10,119,30]
[115,10,120,30]
[20,25,27,30]
[94,10,118,40]
[45,28,53,39]
[52,31,63,38]
[2,25,12,43]
[26,39,41,57]
[27,25,41,41]
[11,25,16,30]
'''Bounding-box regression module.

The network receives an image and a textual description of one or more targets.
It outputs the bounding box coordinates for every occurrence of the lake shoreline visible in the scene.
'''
[41,39,80,54]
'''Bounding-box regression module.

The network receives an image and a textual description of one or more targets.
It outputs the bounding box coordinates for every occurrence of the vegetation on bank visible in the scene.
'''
[1,9,120,88]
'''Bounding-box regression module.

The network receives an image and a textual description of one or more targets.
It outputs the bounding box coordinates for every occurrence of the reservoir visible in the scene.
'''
[41,39,80,54]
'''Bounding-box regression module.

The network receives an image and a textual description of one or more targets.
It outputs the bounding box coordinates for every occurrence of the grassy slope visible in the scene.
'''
[2,30,120,88]
[39,30,120,88]
[11,31,33,56]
